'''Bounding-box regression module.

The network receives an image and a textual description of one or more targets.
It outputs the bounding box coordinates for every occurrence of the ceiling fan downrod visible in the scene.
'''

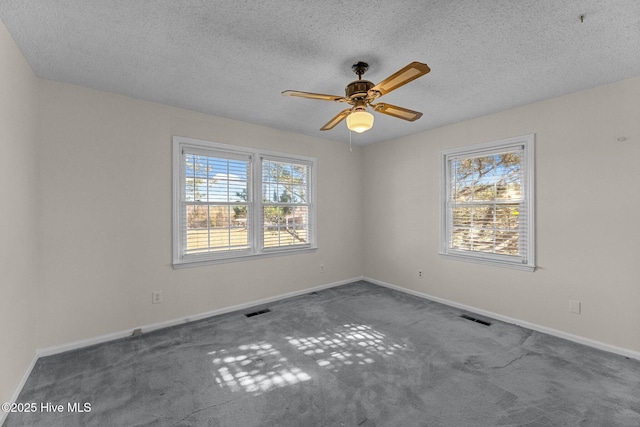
[351,61,369,80]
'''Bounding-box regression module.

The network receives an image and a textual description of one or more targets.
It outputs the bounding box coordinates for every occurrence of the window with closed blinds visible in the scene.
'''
[261,157,312,250]
[173,136,316,267]
[440,135,535,271]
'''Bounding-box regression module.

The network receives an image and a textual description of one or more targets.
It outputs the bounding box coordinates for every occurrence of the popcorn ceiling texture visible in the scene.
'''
[1,0,639,145]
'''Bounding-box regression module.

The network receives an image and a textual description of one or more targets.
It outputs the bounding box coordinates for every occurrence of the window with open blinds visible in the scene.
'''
[182,149,251,256]
[173,136,316,267]
[440,135,535,271]
[261,157,311,250]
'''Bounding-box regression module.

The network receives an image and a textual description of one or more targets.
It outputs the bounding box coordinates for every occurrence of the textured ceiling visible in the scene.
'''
[1,1,639,145]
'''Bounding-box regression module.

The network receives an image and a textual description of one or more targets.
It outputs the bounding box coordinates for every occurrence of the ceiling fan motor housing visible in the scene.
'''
[345,80,374,100]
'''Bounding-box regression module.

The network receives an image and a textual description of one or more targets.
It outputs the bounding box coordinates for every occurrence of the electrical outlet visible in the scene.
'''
[320,264,325,273]
[152,291,163,304]
[418,270,423,279]
[569,300,581,314]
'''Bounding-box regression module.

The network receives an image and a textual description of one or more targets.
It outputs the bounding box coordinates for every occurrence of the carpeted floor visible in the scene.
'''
[4,281,640,426]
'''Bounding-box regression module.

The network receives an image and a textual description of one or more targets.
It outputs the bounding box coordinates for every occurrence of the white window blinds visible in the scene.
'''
[441,135,535,271]
[173,137,317,267]
[182,148,252,256]
[261,157,312,250]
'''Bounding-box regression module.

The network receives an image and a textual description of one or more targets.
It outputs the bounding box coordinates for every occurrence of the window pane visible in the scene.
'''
[453,158,476,181]
[262,159,309,206]
[495,230,519,255]
[451,203,522,256]
[263,205,309,248]
[473,181,497,201]
[495,205,520,229]
[185,204,250,254]
[471,228,495,252]
[474,156,495,178]
[186,204,209,253]
[498,155,522,200]
[452,206,472,227]
[293,184,306,203]
[276,184,287,202]
[193,156,208,178]
[187,205,208,229]
[451,227,471,251]
[453,181,473,202]
[185,154,249,204]
[471,205,494,229]
[185,177,196,202]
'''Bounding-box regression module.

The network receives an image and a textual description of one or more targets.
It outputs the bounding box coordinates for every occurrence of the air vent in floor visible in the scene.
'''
[245,308,271,318]
[460,314,492,326]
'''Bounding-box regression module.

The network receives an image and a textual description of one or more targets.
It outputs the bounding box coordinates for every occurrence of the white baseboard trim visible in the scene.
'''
[0,353,38,426]
[364,277,640,361]
[37,277,362,358]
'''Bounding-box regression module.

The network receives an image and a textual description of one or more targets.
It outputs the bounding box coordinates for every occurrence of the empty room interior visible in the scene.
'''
[1,1,640,426]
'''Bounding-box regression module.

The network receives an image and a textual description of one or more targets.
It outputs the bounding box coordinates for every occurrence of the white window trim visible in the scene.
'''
[439,134,535,272]
[172,136,317,268]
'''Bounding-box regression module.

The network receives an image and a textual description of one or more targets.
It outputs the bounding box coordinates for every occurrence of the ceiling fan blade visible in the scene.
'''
[372,103,423,121]
[369,62,430,97]
[320,109,351,131]
[282,90,347,102]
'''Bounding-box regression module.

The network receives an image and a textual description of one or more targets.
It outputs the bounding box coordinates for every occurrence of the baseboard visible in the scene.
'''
[364,276,640,361]
[37,276,362,358]
[0,353,38,426]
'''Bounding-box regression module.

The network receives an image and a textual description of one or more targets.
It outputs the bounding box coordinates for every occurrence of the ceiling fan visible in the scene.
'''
[282,61,430,133]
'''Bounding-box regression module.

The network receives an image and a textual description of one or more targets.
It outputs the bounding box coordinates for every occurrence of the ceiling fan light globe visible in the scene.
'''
[346,111,374,133]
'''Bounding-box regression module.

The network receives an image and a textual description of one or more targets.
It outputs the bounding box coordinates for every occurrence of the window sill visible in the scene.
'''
[173,246,318,269]
[439,252,536,272]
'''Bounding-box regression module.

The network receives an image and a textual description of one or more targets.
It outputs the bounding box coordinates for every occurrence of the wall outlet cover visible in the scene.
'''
[152,291,163,304]
[570,300,581,314]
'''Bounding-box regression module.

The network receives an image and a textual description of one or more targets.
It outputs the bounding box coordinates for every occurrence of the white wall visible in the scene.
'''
[0,21,39,405]
[363,76,640,353]
[36,80,363,349]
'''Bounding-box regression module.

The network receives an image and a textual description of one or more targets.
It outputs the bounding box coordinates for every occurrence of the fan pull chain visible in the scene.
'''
[349,130,352,152]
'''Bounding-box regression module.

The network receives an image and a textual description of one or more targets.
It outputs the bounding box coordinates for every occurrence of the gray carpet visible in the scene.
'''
[4,281,640,426]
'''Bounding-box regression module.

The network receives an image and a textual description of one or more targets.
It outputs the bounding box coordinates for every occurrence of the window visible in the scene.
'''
[440,134,535,271]
[261,157,312,250]
[173,137,316,267]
